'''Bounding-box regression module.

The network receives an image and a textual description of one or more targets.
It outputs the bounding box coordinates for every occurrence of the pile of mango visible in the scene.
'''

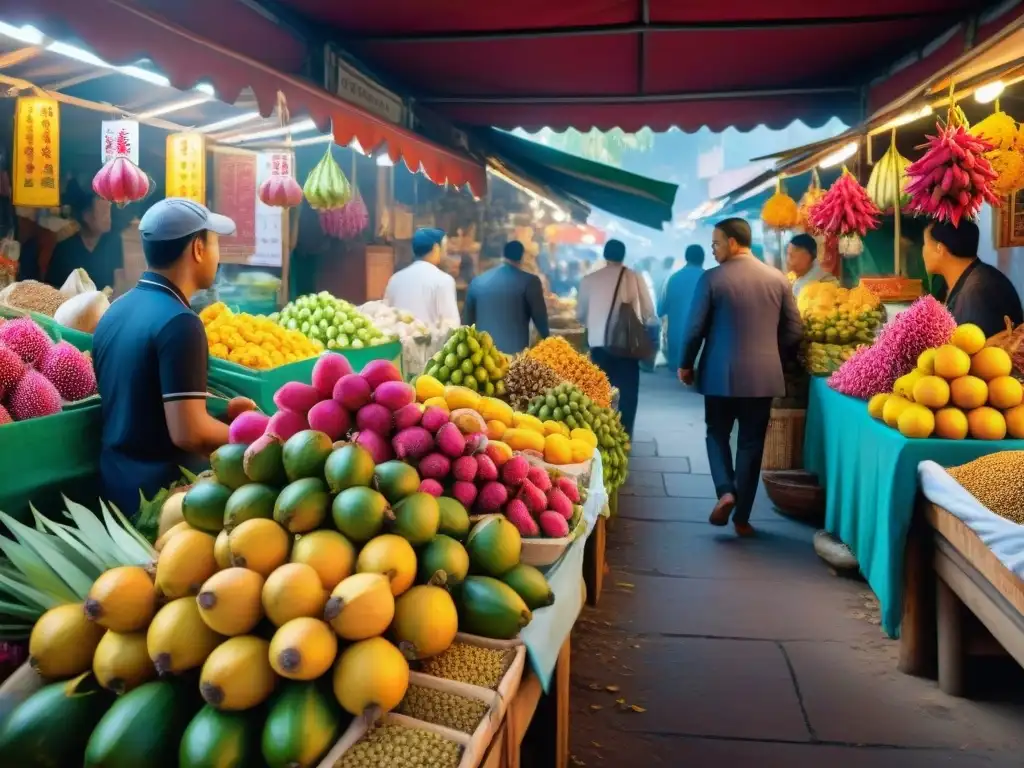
[798,284,886,376]
[200,303,322,370]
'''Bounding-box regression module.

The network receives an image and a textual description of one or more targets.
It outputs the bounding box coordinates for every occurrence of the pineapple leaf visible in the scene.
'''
[62,497,121,563]
[0,623,31,640]
[0,598,43,619]
[0,537,78,604]
[180,466,199,483]
[0,510,93,599]
[108,502,158,559]
[34,512,107,575]
[0,570,62,611]
[99,502,153,564]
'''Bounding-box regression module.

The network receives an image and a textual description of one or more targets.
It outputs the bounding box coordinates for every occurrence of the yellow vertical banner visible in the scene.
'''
[12,97,60,208]
[166,132,206,204]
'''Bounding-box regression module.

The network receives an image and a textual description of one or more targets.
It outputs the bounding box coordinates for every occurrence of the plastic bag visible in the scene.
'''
[54,289,110,333]
[59,267,97,300]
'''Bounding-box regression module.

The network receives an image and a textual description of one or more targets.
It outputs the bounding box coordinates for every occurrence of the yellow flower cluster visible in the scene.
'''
[200,302,321,370]
[527,336,611,408]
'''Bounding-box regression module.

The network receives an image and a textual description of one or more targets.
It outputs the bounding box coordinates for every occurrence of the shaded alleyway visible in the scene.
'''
[569,372,1024,767]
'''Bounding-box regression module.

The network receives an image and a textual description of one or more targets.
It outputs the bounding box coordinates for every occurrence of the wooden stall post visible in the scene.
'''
[898,498,938,677]
[937,579,967,696]
[583,516,607,606]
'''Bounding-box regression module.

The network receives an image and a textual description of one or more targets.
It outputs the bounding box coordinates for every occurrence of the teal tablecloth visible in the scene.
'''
[803,377,1024,637]
[521,450,608,692]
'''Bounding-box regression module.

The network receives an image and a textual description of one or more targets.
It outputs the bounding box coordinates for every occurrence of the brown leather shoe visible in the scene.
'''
[734,521,756,538]
[709,494,735,526]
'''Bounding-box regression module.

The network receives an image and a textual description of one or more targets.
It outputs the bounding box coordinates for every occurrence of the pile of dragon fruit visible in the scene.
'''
[228,352,583,540]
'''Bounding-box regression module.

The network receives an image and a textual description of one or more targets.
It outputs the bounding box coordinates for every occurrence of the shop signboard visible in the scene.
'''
[251,151,291,267]
[165,132,206,204]
[325,47,405,125]
[13,97,60,209]
[101,120,139,165]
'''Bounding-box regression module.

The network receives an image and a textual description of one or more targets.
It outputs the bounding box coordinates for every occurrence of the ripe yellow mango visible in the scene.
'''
[479,397,514,426]
[544,434,573,465]
[512,412,545,434]
[504,428,546,453]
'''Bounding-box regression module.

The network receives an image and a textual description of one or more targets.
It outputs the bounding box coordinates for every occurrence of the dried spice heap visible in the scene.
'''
[947,451,1024,524]
[0,280,66,316]
[527,337,611,408]
[503,354,563,411]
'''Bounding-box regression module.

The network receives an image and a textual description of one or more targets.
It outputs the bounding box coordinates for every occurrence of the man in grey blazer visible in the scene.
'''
[678,218,803,537]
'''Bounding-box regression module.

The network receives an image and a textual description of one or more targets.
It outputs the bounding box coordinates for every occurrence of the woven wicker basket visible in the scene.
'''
[761,408,806,470]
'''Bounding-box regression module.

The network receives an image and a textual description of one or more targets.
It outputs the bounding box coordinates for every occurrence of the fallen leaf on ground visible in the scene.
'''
[616,582,635,589]
[589,704,603,711]
[605,685,620,693]
[629,705,647,713]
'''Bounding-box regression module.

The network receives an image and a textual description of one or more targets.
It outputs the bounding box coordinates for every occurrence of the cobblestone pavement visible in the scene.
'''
[568,371,1024,767]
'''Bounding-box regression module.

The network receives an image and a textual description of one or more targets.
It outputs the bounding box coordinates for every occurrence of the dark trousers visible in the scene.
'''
[590,347,640,439]
[704,396,773,524]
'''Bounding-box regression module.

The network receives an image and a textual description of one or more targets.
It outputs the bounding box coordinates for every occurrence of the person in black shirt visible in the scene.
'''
[46,183,122,291]
[922,219,1023,337]
[93,198,254,516]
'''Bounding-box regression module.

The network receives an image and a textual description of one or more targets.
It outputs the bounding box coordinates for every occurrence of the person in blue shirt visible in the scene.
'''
[659,245,706,371]
[463,241,550,354]
[93,198,254,517]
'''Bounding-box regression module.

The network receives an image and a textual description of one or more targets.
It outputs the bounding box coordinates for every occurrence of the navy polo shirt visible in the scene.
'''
[93,272,209,516]
[945,259,1024,339]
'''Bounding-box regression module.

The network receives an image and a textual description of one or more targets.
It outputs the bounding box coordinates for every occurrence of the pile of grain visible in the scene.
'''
[947,451,1024,523]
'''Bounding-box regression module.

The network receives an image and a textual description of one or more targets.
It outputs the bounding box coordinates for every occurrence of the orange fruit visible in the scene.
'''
[951,324,986,355]
[897,404,935,438]
[911,376,950,409]
[933,345,971,380]
[882,395,911,428]
[987,376,1023,410]
[969,347,1012,381]
[967,407,1007,440]
[934,407,968,440]
[1005,404,1024,439]
[949,375,988,410]
[867,393,889,420]
[917,348,937,375]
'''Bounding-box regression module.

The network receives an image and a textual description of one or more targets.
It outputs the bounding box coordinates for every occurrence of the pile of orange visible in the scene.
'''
[868,323,1024,440]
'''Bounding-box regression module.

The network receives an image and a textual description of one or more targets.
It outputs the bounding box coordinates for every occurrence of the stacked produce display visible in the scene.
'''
[422,326,508,397]
[867,322,1024,440]
[526,337,611,408]
[0,353,560,768]
[201,302,323,370]
[797,283,886,375]
[0,316,97,423]
[273,292,393,352]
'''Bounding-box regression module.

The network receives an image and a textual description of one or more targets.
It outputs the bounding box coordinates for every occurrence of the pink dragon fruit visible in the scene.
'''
[505,499,540,537]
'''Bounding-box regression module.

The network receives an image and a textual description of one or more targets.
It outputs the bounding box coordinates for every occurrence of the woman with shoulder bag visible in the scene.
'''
[575,239,657,438]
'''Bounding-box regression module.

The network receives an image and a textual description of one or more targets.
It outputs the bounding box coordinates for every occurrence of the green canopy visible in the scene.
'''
[475,129,678,230]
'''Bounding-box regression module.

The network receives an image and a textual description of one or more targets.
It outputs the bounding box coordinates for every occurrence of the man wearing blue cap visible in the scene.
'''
[93,198,254,516]
[384,227,461,328]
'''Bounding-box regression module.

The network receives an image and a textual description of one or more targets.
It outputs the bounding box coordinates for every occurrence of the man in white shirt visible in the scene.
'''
[385,228,461,327]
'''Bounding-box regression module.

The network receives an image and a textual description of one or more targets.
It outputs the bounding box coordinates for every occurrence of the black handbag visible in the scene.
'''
[604,267,654,361]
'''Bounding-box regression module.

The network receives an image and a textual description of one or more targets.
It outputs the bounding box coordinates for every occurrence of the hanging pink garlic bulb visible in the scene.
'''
[92,156,150,206]
[259,175,303,208]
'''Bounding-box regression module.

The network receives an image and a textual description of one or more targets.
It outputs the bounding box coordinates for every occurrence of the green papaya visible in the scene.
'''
[210,444,249,490]
[182,482,232,534]
[458,576,532,640]
[0,673,114,768]
[223,483,278,531]
[180,705,262,768]
[262,682,345,768]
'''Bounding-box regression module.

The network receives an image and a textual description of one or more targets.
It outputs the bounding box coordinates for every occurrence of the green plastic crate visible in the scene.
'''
[207,340,404,413]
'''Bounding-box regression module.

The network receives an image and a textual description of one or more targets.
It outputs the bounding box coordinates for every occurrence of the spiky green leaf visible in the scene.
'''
[0,598,43,619]
[62,497,121,564]
[0,537,78,603]
[99,502,152,564]
[0,570,61,611]
[34,513,107,574]
[108,502,158,559]
[0,510,93,598]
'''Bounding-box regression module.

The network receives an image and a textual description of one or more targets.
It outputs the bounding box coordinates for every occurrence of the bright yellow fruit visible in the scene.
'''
[291,530,356,591]
[202,303,321,370]
[917,348,937,375]
[93,630,156,693]
[951,323,986,355]
[391,585,458,660]
[214,530,232,570]
[30,603,105,680]
[1004,404,1024,439]
[325,572,395,641]
[967,406,1007,440]
[262,563,327,627]
[422,396,449,413]
[147,598,224,676]
[897,404,935,439]
[934,407,969,440]
[269,617,338,681]
[933,345,971,380]
[156,530,218,599]
[332,636,409,716]
[988,376,1023,410]
[228,518,291,578]
[200,636,276,710]
[882,395,911,428]
[355,535,417,597]
[893,370,923,400]
[444,385,481,412]
[950,376,988,410]
[911,376,951,409]
[970,347,1013,381]
[84,566,158,633]
[414,374,445,402]
[867,393,889,420]
[543,433,573,465]
[196,567,265,636]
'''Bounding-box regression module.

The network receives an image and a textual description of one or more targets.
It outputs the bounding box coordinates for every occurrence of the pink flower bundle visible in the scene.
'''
[809,170,881,236]
[318,194,369,240]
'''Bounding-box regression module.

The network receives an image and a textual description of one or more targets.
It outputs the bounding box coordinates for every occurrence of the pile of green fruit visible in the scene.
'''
[271,292,392,351]
[423,325,508,397]
[802,341,861,376]
[525,382,630,492]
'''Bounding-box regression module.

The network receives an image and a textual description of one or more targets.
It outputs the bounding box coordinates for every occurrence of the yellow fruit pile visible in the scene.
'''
[867,323,1024,440]
[200,303,322,370]
[527,337,611,408]
[798,283,885,376]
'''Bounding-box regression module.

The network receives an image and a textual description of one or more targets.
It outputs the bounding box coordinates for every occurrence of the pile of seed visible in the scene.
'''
[2,280,66,316]
[335,723,461,768]
[397,685,489,734]
[419,643,511,690]
[503,354,563,411]
[947,451,1024,524]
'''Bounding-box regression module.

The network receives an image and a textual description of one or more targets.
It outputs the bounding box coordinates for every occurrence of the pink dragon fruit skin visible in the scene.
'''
[452,480,478,509]
[539,511,570,538]
[526,466,552,492]
[452,456,478,483]
[418,452,451,480]
[546,487,573,520]
[418,478,444,497]
[475,481,508,513]
[505,499,540,537]
[475,454,499,482]
[828,295,956,399]
[420,406,450,434]
[555,476,580,503]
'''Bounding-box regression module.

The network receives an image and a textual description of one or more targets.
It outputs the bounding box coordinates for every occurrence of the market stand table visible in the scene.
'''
[802,377,1024,637]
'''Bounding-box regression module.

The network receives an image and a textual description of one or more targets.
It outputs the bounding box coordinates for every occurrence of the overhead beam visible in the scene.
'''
[418,86,858,105]
[0,46,42,69]
[347,12,965,44]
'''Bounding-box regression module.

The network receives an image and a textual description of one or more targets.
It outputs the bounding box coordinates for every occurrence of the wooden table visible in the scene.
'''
[583,515,606,607]
[479,638,571,768]
[900,501,1024,696]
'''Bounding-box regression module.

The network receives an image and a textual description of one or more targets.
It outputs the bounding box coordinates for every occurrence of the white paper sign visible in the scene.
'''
[249,151,292,267]
[101,120,139,165]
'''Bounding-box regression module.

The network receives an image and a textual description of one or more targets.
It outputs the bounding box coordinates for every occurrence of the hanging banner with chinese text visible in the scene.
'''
[101,120,139,165]
[166,133,206,204]
[251,151,292,267]
[12,97,60,208]
[213,152,257,261]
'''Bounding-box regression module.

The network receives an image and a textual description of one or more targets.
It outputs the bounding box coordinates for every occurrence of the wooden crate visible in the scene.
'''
[761,408,806,471]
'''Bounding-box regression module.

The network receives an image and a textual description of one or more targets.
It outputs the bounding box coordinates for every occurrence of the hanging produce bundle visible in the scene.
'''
[866,139,911,213]
[319,195,370,240]
[760,182,800,230]
[904,121,1001,226]
[809,169,881,238]
[303,145,352,211]
[319,207,346,239]
[92,129,150,206]
[258,174,303,209]
[971,111,1024,197]
[797,170,825,233]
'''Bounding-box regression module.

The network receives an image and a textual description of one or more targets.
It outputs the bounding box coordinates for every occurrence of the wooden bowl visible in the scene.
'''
[762,470,825,526]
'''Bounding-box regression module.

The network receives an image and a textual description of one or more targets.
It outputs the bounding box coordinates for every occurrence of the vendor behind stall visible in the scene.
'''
[922,220,1023,337]
[786,233,836,297]
[45,182,122,291]
[384,228,461,328]
[93,198,253,517]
